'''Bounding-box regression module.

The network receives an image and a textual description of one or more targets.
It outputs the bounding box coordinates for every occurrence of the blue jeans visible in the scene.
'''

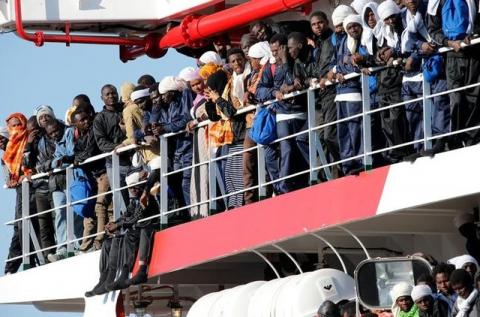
[52,191,83,254]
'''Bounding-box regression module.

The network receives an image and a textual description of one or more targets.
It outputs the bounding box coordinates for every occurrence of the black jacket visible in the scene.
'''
[293,49,317,90]
[116,196,159,230]
[419,297,453,317]
[313,28,335,79]
[93,106,129,165]
[74,128,106,176]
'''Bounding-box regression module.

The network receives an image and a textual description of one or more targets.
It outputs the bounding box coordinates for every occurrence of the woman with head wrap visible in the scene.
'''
[181,68,210,219]
[3,113,39,275]
[3,113,30,185]
[199,63,224,82]
[204,68,246,209]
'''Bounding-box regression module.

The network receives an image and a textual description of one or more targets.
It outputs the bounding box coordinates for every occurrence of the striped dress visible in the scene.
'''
[225,142,244,209]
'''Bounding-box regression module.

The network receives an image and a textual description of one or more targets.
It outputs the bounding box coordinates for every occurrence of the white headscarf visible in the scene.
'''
[401,9,432,53]
[158,76,183,94]
[361,2,385,54]
[332,5,355,26]
[199,51,224,66]
[248,41,275,65]
[411,285,433,302]
[378,1,401,48]
[378,0,401,20]
[456,289,479,317]
[448,255,479,270]
[390,282,413,317]
[125,171,141,186]
[130,88,150,102]
[343,14,363,54]
[351,0,371,14]
[178,67,201,82]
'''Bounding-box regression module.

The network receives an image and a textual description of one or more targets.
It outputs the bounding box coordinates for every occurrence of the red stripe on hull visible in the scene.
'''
[147,166,390,277]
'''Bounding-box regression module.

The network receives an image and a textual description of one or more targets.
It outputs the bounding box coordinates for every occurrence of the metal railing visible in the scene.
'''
[5,38,480,271]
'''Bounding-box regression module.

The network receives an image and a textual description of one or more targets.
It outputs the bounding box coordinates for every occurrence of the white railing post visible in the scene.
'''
[21,180,30,270]
[111,152,121,221]
[422,73,433,150]
[160,135,169,227]
[361,73,372,170]
[208,147,217,214]
[257,144,267,200]
[307,89,320,184]
[65,167,74,257]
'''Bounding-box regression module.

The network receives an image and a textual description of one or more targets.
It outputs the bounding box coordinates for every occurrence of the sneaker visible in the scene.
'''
[47,253,66,263]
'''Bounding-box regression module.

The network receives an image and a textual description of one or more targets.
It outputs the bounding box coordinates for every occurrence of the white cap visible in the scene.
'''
[411,285,433,302]
[377,0,401,21]
[332,5,355,26]
[448,254,479,270]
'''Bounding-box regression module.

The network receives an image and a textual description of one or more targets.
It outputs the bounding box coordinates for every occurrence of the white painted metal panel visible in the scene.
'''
[0,251,100,303]
[0,0,220,27]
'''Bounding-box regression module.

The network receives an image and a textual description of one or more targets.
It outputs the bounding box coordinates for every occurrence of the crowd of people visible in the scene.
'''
[315,254,480,317]
[1,0,480,289]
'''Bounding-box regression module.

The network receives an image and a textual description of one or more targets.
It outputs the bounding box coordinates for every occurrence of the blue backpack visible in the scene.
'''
[70,168,95,218]
[423,55,445,83]
[249,106,277,145]
[442,0,470,40]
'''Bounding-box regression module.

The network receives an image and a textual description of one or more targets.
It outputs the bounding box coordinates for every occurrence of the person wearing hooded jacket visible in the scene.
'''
[427,0,480,149]
[152,76,193,222]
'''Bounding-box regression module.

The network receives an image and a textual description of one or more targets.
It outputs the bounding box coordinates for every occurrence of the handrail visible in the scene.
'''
[5,37,480,267]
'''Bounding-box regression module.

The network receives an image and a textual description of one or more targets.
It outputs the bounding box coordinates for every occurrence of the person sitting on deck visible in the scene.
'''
[85,168,159,297]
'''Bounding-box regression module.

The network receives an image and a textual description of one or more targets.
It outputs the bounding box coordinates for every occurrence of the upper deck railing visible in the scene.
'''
[4,38,480,270]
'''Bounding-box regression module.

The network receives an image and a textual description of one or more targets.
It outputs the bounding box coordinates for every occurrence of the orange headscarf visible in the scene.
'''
[3,113,30,182]
[199,63,224,81]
